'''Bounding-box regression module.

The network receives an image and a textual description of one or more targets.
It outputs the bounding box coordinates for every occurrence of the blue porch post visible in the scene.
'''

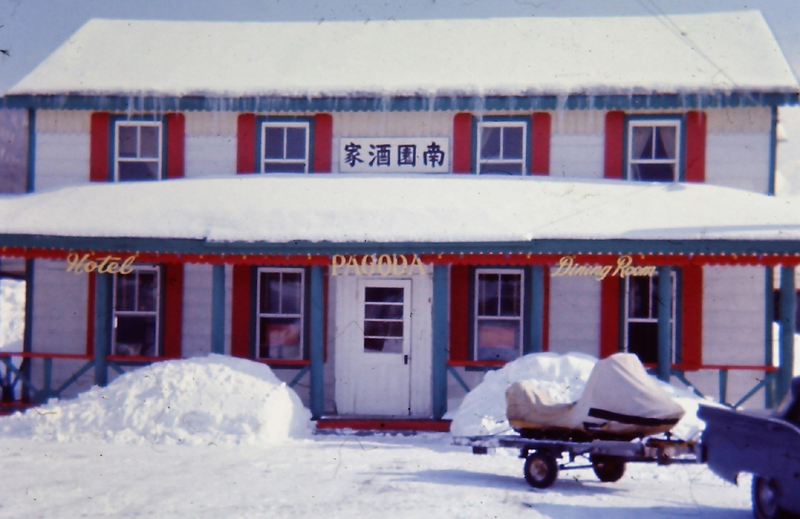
[432,265,448,419]
[657,266,673,382]
[211,264,225,355]
[527,265,545,353]
[94,273,112,387]
[777,266,797,402]
[309,265,324,419]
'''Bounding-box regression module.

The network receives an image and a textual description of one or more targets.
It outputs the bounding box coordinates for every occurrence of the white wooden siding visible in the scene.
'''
[181,263,213,358]
[705,108,772,194]
[184,112,238,178]
[30,259,94,397]
[682,266,769,408]
[547,273,601,356]
[550,134,604,179]
[34,111,91,191]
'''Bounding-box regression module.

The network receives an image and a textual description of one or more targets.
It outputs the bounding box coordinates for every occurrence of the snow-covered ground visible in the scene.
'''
[0,353,760,518]
[0,434,751,519]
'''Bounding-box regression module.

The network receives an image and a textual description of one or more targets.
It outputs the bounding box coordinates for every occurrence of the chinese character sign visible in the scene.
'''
[339,138,450,173]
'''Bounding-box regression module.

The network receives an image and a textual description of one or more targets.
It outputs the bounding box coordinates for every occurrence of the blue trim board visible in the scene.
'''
[769,106,778,196]
[777,267,797,401]
[432,265,449,419]
[211,264,225,355]
[2,92,797,113]
[93,273,112,387]
[26,109,35,193]
[657,266,673,382]
[1,234,800,257]
[309,265,324,419]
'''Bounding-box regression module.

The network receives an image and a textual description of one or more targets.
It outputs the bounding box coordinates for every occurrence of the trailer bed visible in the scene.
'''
[453,434,699,488]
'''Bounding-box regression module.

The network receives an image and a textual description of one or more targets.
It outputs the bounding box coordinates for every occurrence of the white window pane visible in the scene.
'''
[115,315,157,357]
[138,272,158,312]
[264,127,284,159]
[655,126,677,159]
[263,161,306,173]
[476,321,520,361]
[500,274,522,316]
[633,163,675,182]
[502,126,524,160]
[118,126,137,158]
[139,126,159,158]
[478,274,499,316]
[285,127,307,160]
[259,318,302,359]
[119,161,159,181]
[115,274,137,311]
[480,127,501,160]
[631,126,652,160]
[282,272,302,314]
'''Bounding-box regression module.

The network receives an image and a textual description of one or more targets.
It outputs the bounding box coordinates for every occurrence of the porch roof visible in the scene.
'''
[0,175,799,260]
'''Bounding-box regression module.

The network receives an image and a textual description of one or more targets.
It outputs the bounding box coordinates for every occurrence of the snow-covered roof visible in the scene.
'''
[0,176,799,246]
[8,12,798,98]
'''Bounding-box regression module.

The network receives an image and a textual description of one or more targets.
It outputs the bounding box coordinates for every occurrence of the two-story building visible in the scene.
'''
[0,12,799,430]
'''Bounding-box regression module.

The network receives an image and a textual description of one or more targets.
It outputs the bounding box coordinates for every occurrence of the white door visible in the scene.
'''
[349,278,412,416]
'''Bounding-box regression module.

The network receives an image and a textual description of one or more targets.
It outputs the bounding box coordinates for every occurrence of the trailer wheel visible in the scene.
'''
[752,476,792,519]
[523,451,559,489]
[590,455,626,483]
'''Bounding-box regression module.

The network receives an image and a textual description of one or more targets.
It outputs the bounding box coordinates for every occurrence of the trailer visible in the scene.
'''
[452,434,699,489]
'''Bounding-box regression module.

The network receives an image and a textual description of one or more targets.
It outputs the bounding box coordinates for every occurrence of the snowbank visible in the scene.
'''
[0,278,25,353]
[0,355,313,445]
[450,352,706,440]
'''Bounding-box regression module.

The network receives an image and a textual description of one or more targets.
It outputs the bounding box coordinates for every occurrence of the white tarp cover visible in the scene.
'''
[506,353,685,438]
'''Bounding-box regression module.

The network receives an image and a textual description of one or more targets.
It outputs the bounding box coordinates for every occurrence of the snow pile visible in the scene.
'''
[450,352,706,440]
[0,278,25,353]
[0,355,313,445]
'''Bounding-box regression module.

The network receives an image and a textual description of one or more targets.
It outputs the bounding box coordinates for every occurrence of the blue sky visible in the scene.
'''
[2,0,800,165]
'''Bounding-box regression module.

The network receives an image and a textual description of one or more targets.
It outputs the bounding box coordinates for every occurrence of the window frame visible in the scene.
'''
[622,271,678,364]
[111,264,162,357]
[255,267,306,361]
[624,115,684,182]
[475,116,530,175]
[113,119,164,182]
[258,118,313,174]
[472,267,525,361]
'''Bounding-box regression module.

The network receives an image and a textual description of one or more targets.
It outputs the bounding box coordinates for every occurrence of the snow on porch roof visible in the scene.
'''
[7,12,799,100]
[1,176,800,255]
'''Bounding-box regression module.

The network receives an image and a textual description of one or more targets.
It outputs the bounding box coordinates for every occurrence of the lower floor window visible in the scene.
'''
[113,266,160,356]
[257,268,305,360]
[623,273,676,364]
[474,269,524,361]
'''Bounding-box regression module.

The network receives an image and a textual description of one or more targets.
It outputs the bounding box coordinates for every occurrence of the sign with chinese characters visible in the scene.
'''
[331,254,427,276]
[339,138,449,173]
[66,252,137,275]
[552,255,656,281]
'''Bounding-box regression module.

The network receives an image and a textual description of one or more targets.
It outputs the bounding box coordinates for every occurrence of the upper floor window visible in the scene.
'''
[116,121,162,181]
[262,122,310,173]
[627,120,680,182]
[474,269,524,361]
[257,268,305,360]
[478,121,526,175]
[623,273,676,364]
[113,266,160,357]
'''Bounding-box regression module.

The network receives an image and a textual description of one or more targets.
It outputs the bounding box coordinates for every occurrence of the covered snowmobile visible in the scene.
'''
[506,353,684,440]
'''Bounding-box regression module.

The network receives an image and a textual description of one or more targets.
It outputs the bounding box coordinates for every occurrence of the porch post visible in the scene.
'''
[528,265,545,353]
[432,265,448,419]
[211,264,225,355]
[94,273,111,387]
[657,266,673,382]
[309,265,324,419]
[777,266,797,402]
